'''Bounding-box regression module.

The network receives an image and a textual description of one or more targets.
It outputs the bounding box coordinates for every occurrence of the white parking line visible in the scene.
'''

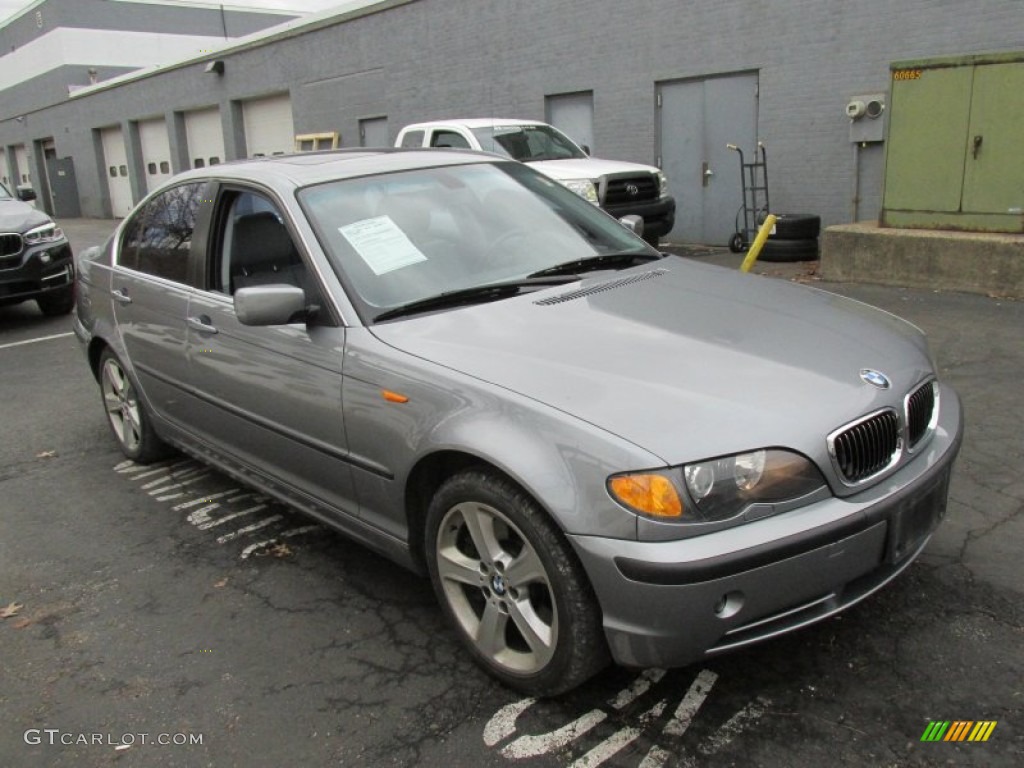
[239,525,320,559]
[197,504,266,531]
[0,332,74,350]
[216,515,283,544]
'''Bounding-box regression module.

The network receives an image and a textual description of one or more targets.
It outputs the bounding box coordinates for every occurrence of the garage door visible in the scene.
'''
[101,126,134,218]
[184,107,225,170]
[139,118,173,193]
[13,144,30,186]
[242,93,294,158]
[2,151,15,189]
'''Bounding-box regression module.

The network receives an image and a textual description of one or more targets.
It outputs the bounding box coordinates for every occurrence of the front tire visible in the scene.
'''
[426,469,607,696]
[98,348,167,463]
[36,286,74,316]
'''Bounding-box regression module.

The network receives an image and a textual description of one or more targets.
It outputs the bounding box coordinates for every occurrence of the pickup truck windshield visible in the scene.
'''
[470,125,587,162]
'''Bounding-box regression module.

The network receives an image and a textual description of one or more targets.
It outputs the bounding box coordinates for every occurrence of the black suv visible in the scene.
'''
[0,182,74,315]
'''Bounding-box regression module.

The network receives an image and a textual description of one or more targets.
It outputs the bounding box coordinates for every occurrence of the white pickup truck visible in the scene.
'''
[395,118,676,245]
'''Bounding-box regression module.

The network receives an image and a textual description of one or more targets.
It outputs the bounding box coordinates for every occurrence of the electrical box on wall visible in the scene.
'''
[847,93,886,143]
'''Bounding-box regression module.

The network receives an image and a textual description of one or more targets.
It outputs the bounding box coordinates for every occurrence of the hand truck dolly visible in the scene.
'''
[726,142,770,253]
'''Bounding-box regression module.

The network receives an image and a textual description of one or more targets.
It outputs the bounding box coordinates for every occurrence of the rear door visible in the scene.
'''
[111,181,209,426]
[185,186,358,517]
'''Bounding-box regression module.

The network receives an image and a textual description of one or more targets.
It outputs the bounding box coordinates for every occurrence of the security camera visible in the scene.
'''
[846,100,866,120]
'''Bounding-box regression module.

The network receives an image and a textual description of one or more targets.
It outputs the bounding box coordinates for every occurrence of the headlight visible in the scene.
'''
[609,449,826,525]
[561,179,599,204]
[656,171,669,197]
[24,222,65,245]
[683,449,826,523]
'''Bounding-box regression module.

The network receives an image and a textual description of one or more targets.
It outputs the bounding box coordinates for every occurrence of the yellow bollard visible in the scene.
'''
[740,214,777,273]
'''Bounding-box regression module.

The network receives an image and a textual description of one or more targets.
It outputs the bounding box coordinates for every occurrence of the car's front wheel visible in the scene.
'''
[426,469,607,696]
[98,348,167,463]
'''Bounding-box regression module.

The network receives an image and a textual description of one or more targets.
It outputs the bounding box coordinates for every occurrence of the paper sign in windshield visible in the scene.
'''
[339,215,427,275]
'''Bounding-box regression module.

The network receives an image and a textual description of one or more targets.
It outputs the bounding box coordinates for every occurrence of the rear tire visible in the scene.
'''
[98,348,168,463]
[425,469,608,696]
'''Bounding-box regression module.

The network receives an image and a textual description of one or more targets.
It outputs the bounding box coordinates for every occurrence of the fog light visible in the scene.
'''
[40,253,52,264]
[714,590,744,618]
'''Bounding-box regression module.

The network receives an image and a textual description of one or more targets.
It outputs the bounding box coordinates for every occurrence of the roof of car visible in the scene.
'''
[403,118,548,130]
[169,147,505,189]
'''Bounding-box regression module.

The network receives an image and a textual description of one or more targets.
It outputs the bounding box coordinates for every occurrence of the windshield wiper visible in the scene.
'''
[527,251,664,279]
[373,276,577,323]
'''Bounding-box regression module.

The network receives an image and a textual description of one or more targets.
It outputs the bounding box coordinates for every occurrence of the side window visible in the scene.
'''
[400,130,424,148]
[118,182,204,283]
[430,130,470,149]
[213,190,325,319]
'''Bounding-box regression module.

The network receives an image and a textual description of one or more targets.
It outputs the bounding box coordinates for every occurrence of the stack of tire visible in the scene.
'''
[757,213,820,262]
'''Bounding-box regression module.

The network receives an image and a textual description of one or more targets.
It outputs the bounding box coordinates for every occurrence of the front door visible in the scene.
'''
[185,187,357,518]
[658,72,759,245]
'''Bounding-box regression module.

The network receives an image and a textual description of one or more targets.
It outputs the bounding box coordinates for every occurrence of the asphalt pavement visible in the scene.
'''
[1,220,1021,767]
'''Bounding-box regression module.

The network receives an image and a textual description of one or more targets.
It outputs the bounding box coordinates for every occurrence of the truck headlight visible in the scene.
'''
[656,171,669,198]
[561,179,599,204]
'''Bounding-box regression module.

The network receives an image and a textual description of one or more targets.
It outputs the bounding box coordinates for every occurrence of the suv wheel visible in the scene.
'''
[36,286,74,316]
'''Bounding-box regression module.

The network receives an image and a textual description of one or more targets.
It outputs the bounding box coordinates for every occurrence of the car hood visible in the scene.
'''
[370,259,934,465]
[528,157,661,180]
[0,200,51,233]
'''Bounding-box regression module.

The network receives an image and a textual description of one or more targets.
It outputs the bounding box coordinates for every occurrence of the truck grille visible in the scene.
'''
[604,176,659,206]
[830,409,901,484]
[906,380,937,448]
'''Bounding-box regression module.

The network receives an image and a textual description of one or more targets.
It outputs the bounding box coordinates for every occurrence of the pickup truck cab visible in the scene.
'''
[396,118,676,245]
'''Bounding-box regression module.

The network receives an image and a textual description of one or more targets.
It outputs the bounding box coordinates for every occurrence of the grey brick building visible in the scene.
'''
[1,0,1021,244]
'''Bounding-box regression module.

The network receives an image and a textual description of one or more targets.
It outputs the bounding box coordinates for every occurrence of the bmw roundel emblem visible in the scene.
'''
[859,369,891,389]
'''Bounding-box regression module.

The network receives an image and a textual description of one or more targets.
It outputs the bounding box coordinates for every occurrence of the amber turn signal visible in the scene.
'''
[381,390,409,403]
[608,473,683,518]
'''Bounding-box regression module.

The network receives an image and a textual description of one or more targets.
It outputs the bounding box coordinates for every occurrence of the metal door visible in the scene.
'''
[546,91,595,152]
[884,66,972,214]
[658,73,758,244]
[962,62,1024,214]
[45,155,81,218]
[359,116,389,147]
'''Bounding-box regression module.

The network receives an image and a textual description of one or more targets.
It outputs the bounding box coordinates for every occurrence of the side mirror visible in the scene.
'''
[16,186,36,202]
[234,284,309,326]
[581,144,591,156]
[618,214,644,238]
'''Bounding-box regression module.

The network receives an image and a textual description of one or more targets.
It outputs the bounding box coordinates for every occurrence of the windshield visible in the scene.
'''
[470,125,587,162]
[300,161,652,322]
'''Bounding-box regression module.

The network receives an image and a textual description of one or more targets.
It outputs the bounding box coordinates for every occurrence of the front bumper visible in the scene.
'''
[0,241,74,305]
[569,385,963,668]
[603,196,676,238]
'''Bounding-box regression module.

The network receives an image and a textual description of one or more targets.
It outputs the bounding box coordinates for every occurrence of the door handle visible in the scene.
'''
[187,315,218,334]
[111,288,132,305]
[702,162,713,187]
[972,135,983,159]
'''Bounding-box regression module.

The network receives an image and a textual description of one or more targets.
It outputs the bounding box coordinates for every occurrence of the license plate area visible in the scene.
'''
[887,469,951,563]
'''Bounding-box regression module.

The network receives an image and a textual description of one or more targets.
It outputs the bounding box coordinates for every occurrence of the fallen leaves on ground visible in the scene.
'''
[213,578,229,588]
[257,542,293,558]
[36,450,57,459]
[1,601,24,619]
